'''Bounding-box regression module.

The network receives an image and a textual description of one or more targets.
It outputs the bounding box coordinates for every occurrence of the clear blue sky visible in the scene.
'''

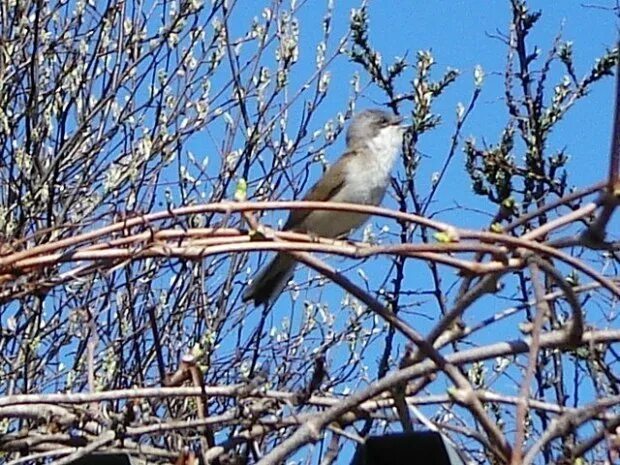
[2,2,616,462]
[230,2,617,323]
[195,1,618,459]
[225,0,617,223]
[225,0,618,363]
[322,0,617,199]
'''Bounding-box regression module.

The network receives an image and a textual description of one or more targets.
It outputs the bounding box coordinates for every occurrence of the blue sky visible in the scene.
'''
[2,2,617,462]
[24,0,614,459]
[345,0,616,197]
[230,3,617,316]
[218,3,619,458]
[223,0,617,225]
[211,4,618,330]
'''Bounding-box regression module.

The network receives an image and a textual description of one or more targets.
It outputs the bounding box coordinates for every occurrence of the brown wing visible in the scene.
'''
[283,150,356,231]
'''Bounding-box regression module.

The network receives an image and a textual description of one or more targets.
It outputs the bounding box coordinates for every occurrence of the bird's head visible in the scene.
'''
[345,109,405,152]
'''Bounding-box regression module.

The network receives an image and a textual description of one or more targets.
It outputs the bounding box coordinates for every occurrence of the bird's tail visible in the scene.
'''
[242,253,296,306]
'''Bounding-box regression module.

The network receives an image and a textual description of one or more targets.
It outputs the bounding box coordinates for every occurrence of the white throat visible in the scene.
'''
[341,126,403,206]
[301,125,403,237]
[364,126,403,176]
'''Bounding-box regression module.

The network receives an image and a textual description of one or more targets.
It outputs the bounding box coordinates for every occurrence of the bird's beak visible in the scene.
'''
[391,115,404,126]
[390,115,410,131]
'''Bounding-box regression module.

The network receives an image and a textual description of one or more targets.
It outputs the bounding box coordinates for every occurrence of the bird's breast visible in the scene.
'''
[298,129,400,238]
[339,144,397,205]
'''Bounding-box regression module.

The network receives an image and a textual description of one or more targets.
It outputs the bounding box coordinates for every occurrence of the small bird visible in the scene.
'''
[242,109,405,306]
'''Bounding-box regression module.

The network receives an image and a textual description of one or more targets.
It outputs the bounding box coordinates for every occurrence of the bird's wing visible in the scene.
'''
[283,150,356,231]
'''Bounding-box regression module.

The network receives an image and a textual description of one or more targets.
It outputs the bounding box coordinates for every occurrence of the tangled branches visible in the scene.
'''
[0,1,619,465]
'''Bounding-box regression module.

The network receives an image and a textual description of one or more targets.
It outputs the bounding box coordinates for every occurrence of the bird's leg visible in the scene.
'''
[336,228,359,245]
[307,231,321,242]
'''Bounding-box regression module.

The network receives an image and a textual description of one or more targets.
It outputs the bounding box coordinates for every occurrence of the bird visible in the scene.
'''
[242,109,405,306]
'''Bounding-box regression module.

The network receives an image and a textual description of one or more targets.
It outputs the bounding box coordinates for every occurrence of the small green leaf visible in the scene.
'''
[434,232,450,243]
[566,270,579,287]
[501,197,516,209]
[434,227,459,243]
[574,347,590,359]
[234,178,247,201]
[248,228,266,241]
[191,343,203,358]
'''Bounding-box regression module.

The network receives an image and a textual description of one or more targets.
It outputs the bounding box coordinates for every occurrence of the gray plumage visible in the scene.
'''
[242,109,404,306]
